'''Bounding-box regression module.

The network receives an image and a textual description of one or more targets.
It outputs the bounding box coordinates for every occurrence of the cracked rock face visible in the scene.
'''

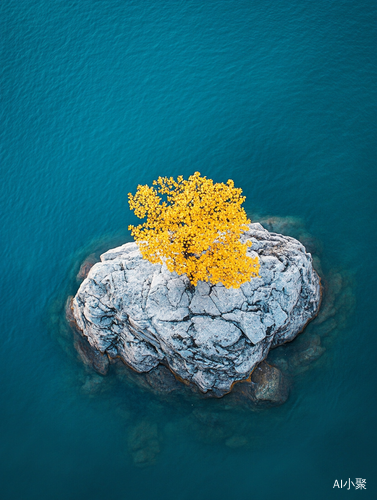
[72,223,321,395]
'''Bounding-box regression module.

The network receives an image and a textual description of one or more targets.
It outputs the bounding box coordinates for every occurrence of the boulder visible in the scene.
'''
[249,361,290,404]
[72,223,321,395]
[230,361,290,406]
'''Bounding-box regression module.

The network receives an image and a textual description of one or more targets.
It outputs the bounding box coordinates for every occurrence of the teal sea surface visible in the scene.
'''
[1,1,376,499]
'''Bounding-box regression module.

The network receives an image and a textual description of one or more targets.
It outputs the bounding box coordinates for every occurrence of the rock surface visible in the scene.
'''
[230,361,290,406]
[72,223,321,395]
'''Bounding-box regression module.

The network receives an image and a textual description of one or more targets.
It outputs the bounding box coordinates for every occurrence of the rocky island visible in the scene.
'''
[72,222,321,397]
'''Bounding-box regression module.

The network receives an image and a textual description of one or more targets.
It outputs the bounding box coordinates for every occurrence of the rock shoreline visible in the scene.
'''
[71,223,321,396]
[56,216,357,466]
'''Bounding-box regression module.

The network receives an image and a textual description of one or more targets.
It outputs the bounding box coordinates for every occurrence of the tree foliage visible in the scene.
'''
[128,172,259,288]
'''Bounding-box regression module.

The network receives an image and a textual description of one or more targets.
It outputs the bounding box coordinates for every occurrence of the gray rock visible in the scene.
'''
[250,361,290,405]
[72,223,321,395]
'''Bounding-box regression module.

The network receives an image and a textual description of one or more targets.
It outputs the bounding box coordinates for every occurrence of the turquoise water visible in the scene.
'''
[1,1,376,498]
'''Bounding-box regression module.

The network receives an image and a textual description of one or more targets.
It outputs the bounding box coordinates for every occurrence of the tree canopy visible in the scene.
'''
[128,172,259,288]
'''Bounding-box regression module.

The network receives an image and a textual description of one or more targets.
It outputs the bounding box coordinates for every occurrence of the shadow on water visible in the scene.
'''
[45,215,355,468]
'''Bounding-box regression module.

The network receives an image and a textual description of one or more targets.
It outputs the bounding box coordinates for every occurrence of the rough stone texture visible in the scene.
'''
[249,361,290,404]
[230,361,290,406]
[72,223,321,395]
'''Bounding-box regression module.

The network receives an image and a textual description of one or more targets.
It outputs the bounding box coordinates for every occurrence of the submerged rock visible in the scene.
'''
[128,421,161,467]
[189,409,233,444]
[74,333,109,375]
[72,223,321,396]
[289,334,325,372]
[77,254,97,282]
[250,361,290,404]
[231,361,290,406]
[225,435,249,449]
[81,374,106,394]
[145,364,182,394]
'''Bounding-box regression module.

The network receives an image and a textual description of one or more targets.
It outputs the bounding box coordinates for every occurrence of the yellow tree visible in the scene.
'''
[128,172,259,288]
